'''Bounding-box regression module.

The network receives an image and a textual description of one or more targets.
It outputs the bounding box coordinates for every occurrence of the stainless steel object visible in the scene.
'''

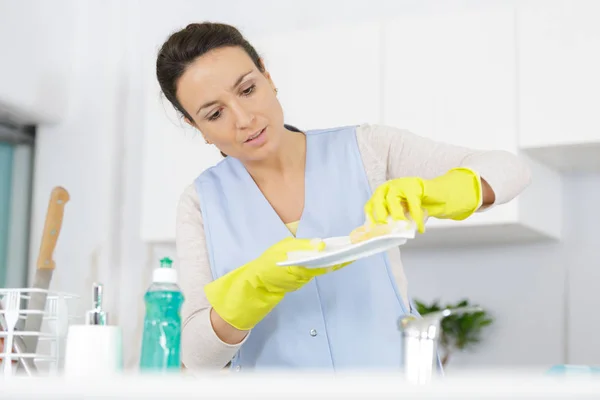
[85,283,107,326]
[399,306,483,385]
[0,302,38,376]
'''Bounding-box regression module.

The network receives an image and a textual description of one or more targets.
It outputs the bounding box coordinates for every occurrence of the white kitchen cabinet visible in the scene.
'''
[404,155,563,248]
[517,0,600,172]
[382,7,563,247]
[253,21,382,131]
[382,8,517,152]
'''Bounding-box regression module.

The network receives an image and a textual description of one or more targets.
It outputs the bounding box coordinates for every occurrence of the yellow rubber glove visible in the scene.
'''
[204,237,349,331]
[363,167,482,233]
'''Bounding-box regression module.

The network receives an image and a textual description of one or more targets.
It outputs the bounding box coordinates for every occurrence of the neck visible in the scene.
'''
[243,126,306,183]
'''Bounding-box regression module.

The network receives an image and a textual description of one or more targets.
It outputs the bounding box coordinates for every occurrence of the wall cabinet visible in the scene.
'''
[383,9,517,152]
[382,7,561,247]
[517,1,600,172]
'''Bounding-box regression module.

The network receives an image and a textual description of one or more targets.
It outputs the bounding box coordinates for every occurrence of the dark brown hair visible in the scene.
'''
[156,22,264,157]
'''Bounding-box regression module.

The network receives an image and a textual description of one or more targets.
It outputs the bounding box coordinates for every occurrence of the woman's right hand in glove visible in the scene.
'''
[204,237,349,331]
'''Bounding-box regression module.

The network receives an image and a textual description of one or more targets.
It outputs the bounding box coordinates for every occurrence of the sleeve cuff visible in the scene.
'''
[206,307,251,348]
[474,173,497,213]
[456,167,497,214]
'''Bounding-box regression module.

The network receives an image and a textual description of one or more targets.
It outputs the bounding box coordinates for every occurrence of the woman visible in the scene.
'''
[156,22,531,371]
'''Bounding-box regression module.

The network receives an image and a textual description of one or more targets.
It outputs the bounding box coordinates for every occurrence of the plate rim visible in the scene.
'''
[276,232,415,267]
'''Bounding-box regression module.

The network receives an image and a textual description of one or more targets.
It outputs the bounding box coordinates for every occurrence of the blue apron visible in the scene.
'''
[195,125,419,370]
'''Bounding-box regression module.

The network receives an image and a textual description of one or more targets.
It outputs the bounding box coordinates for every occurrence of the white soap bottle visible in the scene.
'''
[63,283,123,377]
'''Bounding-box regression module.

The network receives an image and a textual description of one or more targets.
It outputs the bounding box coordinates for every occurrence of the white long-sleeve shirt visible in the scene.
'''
[175,123,532,370]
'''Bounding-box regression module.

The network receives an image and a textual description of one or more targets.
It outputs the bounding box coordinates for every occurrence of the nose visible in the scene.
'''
[231,100,255,130]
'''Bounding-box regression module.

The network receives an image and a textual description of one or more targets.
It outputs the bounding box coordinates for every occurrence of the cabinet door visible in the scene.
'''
[518,1,600,148]
[382,7,517,152]
[253,21,382,131]
[382,7,520,230]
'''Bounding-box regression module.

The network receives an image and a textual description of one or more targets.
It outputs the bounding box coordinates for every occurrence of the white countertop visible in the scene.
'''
[1,370,600,399]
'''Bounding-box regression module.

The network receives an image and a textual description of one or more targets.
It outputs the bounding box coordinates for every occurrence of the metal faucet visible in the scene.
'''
[399,306,483,385]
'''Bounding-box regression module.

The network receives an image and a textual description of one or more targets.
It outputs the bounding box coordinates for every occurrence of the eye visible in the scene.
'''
[241,84,256,97]
[207,109,222,121]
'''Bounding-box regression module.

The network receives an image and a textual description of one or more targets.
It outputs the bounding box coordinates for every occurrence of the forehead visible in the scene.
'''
[177,46,257,103]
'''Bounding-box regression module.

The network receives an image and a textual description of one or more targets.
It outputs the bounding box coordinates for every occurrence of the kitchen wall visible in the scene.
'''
[4,0,598,370]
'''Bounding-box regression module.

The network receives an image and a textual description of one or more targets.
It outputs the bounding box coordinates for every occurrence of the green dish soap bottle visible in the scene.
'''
[139,257,184,372]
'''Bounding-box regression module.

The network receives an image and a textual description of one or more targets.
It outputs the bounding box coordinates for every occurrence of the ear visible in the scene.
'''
[259,58,276,90]
[184,117,211,144]
[184,117,195,128]
[258,57,267,72]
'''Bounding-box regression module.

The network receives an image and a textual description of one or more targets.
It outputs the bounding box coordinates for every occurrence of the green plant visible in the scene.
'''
[413,298,493,367]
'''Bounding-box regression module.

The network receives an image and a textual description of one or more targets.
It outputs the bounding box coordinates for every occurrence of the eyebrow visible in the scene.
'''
[195,70,254,115]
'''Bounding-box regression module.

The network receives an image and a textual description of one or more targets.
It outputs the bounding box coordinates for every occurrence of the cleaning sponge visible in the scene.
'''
[349,217,417,244]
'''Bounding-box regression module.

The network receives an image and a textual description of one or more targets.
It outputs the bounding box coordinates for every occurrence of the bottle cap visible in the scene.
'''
[85,282,108,325]
[152,257,178,284]
[160,257,173,268]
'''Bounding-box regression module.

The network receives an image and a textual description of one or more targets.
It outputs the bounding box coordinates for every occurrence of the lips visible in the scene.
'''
[245,127,265,143]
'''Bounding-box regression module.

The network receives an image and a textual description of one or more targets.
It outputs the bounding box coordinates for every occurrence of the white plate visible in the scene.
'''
[276,231,416,268]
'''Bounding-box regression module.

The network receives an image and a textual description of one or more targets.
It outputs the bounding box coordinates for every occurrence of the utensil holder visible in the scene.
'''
[0,288,80,376]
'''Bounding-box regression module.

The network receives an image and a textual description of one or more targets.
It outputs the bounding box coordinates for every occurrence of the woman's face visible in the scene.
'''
[176,46,285,162]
